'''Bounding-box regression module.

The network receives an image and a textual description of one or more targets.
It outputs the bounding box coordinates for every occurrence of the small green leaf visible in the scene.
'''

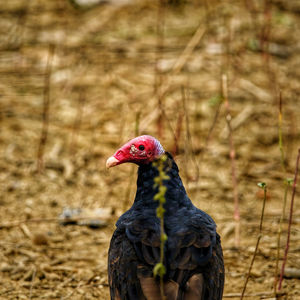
[161,155,167,162]
[154,193,163,201]
[160,186,167,194]
[285,178,293,185]
[156,206,166,218]
[248,38,259,51]
[208,95,222,106]
[153,263,166,277]
[257,182,266,189]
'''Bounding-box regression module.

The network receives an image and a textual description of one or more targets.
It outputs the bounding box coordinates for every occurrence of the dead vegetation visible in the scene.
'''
[0,0,300,299]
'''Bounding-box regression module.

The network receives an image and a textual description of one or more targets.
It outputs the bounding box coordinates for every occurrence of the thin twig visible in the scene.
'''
[274,89,287,294]
[139,22,206,134]
[29,267,36,300]
[196,97,223,168]
[274,179,291,294]
[260,0,272,64]
[172,26,205,75]
[278,148,300,290]
[155,0,165,139]
[278,90,285,171]
[205,100,222,148]
[37,44,55,173]
[222,74,240,248]
[172,111,184,156]
[224,291,286,298]
[182,86,200,182]
[240,183,267,300]
[69,90,86,154]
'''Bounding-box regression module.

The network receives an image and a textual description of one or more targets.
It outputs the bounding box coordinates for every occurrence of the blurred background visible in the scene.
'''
[0,0,300,299]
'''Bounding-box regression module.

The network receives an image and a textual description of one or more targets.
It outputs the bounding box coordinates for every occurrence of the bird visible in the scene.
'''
[106,135,224,300]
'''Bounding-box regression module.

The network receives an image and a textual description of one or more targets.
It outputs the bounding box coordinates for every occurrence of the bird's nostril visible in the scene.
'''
[116,150,123,157]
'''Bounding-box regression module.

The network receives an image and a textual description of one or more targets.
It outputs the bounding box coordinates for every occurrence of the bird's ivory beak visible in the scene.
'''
[106,156,120,169]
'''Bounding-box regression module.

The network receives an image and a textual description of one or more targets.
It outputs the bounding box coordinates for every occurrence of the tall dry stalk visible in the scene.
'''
[172,111,184,156]
[278,149,300,291]
[274,178,292,294]
[278,91,285,171]
[37,44,55,173]
[181,87,200,182]
[240,183,267,300]
[261,0,272,64]
[274,90,290,294]
[222,74,240,248]
[69,90,86,154]
[155,0,165,139]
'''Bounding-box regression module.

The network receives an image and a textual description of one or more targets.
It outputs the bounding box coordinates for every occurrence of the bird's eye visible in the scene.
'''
[139,145,145,151]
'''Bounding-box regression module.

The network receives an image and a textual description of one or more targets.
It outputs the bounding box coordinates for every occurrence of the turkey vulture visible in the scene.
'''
[106,135,224,300]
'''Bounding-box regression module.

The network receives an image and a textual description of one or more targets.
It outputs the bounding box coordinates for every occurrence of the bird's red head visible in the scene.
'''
[106,135,165,169]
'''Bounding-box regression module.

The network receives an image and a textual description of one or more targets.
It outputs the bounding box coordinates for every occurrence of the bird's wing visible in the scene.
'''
[166,213,225,300]
[109,217,181,300]
[108,227,146,300]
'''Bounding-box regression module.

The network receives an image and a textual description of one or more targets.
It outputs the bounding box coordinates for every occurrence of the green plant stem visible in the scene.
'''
[159,211,165,299]
[153,155,169,300]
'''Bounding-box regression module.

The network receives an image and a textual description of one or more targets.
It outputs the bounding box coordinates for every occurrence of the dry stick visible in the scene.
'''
[29,267,36,300]
[196,98,223,168]
[172,111,184,156]
[261,0,272,64]
[37,44,55,173]
[161,109,179,152]
[155,0,165,139]
[181,86,200,182]
[278,148,300,290]
[172,26,205,75]
[274,90,289,294]
[278,90,285,171]
[69,90,86,154]
[138,24,206,134]
[274,179,291,294]
[222,74,240,248]
[205,100,222,148]
[240,183,267,300]
[225,291,286,298]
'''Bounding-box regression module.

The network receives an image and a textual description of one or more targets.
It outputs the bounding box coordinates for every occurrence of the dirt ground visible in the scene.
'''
[0,0,300,299]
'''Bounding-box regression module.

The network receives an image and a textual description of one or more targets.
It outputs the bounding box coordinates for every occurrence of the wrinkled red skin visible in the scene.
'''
[112,135,164,166]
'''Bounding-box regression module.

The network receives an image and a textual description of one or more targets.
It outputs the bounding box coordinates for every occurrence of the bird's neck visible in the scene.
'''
[133,153,190,209]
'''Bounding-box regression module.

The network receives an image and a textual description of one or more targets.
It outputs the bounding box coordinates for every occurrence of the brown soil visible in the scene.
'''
[0,0,300,299]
